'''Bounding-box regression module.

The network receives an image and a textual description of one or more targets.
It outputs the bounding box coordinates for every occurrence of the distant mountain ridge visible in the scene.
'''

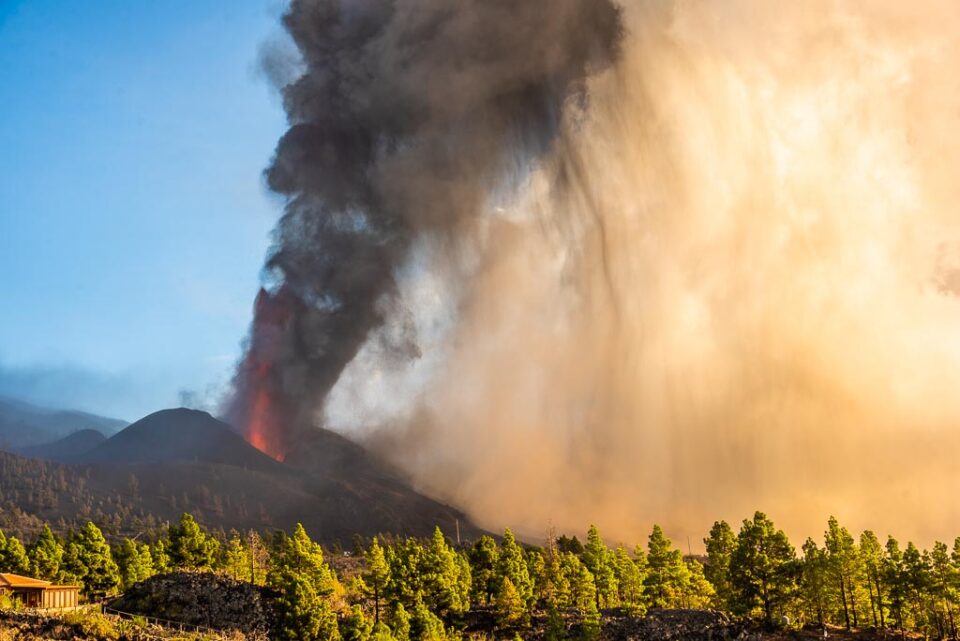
[0,406,481,544]
[19,428,106,462]
[0,396,127,450]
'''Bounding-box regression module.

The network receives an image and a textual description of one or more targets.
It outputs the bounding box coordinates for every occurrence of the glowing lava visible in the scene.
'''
[225,288,301,462]
[244,363,286,462]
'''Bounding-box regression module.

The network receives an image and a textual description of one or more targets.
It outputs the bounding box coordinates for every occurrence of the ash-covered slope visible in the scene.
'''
[76,408,280,472]
[8,407,479,543]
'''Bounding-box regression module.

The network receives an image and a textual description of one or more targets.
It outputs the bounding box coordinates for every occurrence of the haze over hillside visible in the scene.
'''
[0,396,126,450]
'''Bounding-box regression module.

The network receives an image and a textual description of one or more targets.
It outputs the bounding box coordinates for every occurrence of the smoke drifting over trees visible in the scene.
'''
[232,0,960,545]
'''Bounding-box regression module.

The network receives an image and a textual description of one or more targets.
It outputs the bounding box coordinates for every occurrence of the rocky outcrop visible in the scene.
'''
[603,608,757,641]
[109,571,275,638]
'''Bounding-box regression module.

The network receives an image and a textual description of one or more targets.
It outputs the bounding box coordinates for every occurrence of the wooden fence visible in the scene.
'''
[102,606,231,639]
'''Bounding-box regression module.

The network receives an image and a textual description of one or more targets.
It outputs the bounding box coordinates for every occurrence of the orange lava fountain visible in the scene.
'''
[225,288,301,462]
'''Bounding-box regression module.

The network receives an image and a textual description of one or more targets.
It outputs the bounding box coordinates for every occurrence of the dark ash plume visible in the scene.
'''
[226,0,624,456]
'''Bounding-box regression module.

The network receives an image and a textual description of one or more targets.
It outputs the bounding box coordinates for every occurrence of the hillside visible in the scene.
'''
[0,408,480,544]
[19,428,106,462]
[0,396,126,450]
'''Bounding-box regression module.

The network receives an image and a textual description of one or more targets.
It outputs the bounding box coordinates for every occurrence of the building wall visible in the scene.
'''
[41,587,78,609]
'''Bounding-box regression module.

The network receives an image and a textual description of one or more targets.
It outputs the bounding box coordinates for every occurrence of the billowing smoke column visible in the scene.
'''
[324,0,960,548]
[235,0,960,548]
[226,0,624,459]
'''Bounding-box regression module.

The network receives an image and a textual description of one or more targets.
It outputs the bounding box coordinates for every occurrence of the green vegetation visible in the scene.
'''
[1,510,959,640]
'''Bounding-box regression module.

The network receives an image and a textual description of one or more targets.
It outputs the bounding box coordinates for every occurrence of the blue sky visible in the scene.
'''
[0,0,289,419]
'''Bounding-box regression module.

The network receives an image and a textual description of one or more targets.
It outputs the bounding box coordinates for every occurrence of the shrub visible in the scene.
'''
[63,610,120,641]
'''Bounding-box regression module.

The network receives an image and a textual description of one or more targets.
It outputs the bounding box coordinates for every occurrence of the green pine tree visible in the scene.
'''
[859,531,887,629]
[613,546,645,613]
[271,523,339,596]
[410,599,446,641]
[71,522,120,598]
[168,513,218,570]
[644,525,686,608]
[421,527,468,616]
[704,520,736,609]
[341,604,374,641]
[223,532,246,580]
[468,535,500,605]
[0,533,31,575]
[115,538,154,591]
[388,602,412,641]
[28,525,63,580]
[496,576,526,627]
[729,511,796,625]
[799,537,829,626]
[582,525,618,609]
[497,529,533,606]
[273,569,340,641]
[824,516,862,630]
[366,537,390,624]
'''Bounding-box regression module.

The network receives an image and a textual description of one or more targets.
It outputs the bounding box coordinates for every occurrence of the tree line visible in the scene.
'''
[1,511,959,640]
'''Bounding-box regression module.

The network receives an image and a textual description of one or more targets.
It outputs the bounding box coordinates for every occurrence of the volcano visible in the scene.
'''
[75,408,280,471]
[7,406,480,543]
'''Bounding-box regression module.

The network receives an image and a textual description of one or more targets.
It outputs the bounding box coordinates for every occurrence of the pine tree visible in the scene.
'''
[929,541,957,638]
[824,517,861,629]
[729,511,796,625]
[883,537,907,633]
[644,525,686,608]
[569,556,597,611]
[70,522,120,598]
[612,546,645,613]
[545,600,566,641]
[526,549,547,604]
[168,513,218,570]
[28,525,63,580]
[389,602,412,641]
[0,533,31,575]
[454,552,472,614]
[410,599,446,641]
[902,542,933,636]
[859,531,886,629]
[582,525,618,609]
[468,535,499,604]
[273,570,340,641]
[684,559,717,609]
[387,538,426,606]
[284,523,338,594]
[370,622,398,641]
[341,604,374,641]
[114,538,154,591]
[496,576,526,627]
[223,532,246,580]
[704,520,736,609]
[497,529,533,605]
[59,540,85,587]
[150,538,170,574]
[366,537,390,624]
[544,544,572,610]
[799,538,829,627]
[421,527,468,616]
